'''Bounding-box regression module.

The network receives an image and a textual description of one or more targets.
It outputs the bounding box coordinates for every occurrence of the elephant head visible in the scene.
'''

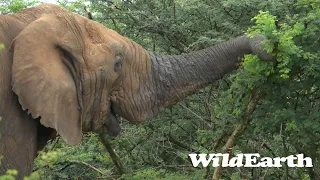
[11,11,130,145]
[7,4,272,146]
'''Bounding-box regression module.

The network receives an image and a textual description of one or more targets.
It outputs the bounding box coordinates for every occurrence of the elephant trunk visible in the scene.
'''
[146,35,272,118]
[112,35,272,123]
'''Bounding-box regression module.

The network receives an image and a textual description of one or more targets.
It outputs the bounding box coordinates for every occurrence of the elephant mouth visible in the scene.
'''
[102,104,121,136]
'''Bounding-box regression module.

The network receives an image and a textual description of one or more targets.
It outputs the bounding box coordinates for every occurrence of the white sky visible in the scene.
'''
[44,0,58,4]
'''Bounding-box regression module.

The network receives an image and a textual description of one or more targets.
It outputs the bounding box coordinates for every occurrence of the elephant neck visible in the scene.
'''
[148,35,252,114]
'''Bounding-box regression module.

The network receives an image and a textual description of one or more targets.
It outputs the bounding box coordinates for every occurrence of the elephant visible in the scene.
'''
[0,4,272,178]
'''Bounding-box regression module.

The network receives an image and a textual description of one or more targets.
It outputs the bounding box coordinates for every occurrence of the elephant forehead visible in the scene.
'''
[84,47,112,68]
[85,20,126,44]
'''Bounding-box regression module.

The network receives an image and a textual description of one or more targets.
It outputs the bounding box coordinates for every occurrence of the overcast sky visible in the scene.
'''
[41,0,58,4]
[46,0,57,4]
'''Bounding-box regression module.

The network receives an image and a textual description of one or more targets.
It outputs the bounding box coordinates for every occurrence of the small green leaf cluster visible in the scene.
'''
[33,133,113,179]
[0,170,18,180]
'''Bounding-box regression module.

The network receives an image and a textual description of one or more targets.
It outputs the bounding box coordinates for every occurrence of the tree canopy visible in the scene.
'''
[0,0,319,179]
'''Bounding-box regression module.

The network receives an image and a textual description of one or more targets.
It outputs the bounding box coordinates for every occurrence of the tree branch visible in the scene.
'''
[212,88,262,180]
[99,135,125,175]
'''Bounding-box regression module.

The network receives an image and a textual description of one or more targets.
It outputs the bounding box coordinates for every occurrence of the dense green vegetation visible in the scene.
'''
[1,0,319,179]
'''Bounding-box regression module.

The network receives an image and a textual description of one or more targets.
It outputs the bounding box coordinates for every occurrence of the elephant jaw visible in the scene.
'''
[103,106,121,136]
[80,93,121,136]
[88,105,121,137]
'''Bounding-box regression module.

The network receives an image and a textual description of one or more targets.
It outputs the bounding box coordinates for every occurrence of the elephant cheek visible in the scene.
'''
[110,89,152,123]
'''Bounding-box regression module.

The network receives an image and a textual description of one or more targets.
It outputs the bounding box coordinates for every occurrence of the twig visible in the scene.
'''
[168,134,200,153]
[38,160,106,176]
[147,123,200,153]
[70,160,107,175]
[128,132,153,152]
[179,103,212,127]
[261,167,270,180]
[156,164,200,171]
[96,175,118,180]
[212,131,228,151]
[281,122,289,180]
[49,136,60,151]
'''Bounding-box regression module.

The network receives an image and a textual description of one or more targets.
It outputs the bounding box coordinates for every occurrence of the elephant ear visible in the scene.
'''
[12,14,84,145]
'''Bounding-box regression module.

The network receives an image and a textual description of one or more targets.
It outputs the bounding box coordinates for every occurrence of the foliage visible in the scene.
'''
[1,0,320,179]
[0,170,18,180]
[32,134,113,179]
[214,1,320,178]
[0,0,38,14]
[81,0,318,179]
[121,168,205,180]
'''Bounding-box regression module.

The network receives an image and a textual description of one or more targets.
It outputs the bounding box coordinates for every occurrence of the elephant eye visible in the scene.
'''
[114,55,123,72]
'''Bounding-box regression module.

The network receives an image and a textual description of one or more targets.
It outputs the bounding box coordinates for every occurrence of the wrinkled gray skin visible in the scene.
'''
[0,4,272,179]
